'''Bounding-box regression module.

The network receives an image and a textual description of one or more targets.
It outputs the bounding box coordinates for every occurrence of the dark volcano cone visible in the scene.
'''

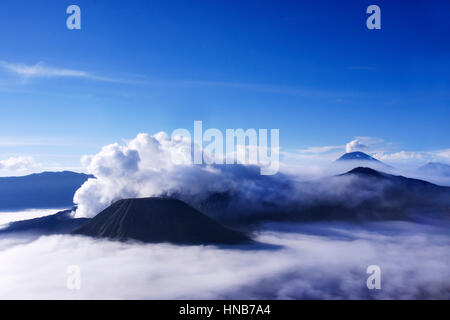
[72,197,251,244]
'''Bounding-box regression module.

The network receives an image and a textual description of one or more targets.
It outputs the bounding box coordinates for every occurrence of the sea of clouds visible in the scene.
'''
[0,220,449,299]
[1,132,449,299]
[0,208,63,230]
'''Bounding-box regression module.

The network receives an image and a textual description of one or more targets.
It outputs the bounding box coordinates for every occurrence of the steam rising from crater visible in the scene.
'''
[74,132,283,218]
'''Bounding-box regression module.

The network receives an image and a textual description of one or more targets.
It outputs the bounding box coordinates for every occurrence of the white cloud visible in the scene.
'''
[0,209,61,229]
[74,132,285,218]
[0,136,63,147]
[2,62,88,78]
[298,145,344,154]
[0,61,363,98]
[374,149,450,165]
[345,137,387,154]
[374,151,423,161]
[0,61,118,82]
[435,149,450,160]
[346,139,369,153]
[0,221,449,299]
[0,156,36,171]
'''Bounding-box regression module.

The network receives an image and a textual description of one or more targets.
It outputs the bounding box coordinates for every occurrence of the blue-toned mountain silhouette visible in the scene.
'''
[196,167,450,223]
[0,209,89,236]
[0,171,93,210]
[418,162,450,177]
[336,151,381,162]
[301,167,449,220]
[331,151,391,173]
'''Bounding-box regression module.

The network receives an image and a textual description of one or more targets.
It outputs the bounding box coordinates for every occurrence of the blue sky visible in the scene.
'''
[0,0,449,174]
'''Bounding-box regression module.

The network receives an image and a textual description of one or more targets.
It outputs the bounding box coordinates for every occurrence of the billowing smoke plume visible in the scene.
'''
[346,139,369,153]
[74,132,288,218]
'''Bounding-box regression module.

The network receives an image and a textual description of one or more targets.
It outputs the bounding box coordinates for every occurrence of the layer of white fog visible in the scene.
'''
[0,218,449,299]
[1,132,448,299]
[0,208,65,230]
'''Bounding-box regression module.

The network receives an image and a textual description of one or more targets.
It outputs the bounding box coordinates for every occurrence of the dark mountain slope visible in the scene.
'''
[0,210,90,236]
[0,171,93,210]
[194,167,450,223]
[295,167,450,221]
[342,167,449,198]
[72,197,251,244]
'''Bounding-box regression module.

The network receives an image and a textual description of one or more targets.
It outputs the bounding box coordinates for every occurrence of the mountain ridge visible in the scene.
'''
[418,162,450,177]
[0,209,89,236]
[0,171,93,210]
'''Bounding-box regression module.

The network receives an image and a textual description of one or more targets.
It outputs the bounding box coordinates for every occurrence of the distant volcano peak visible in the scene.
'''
[336,151,380,162]
[418,162,450,177]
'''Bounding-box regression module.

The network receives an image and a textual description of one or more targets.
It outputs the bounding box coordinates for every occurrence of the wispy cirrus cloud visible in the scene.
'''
[0,61,362,98]
[0,136,70,147]
[0,61,121,83]
[374,149,450,163]
[297,145,344,154]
